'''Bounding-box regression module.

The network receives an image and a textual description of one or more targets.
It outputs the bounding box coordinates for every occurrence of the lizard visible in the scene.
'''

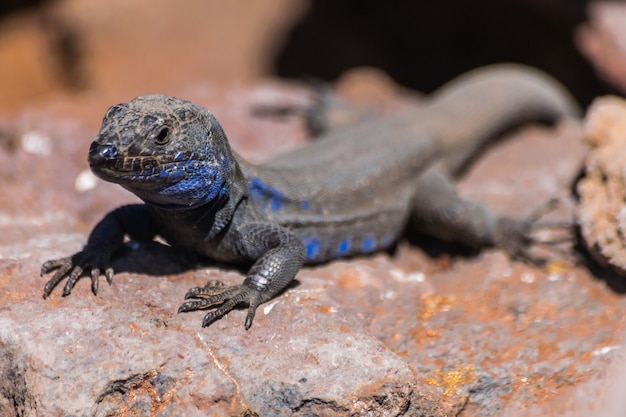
[40,64,579,330]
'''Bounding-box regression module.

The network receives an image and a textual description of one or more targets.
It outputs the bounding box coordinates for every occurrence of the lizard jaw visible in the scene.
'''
[88,141,188,188]
[91,162,187,189]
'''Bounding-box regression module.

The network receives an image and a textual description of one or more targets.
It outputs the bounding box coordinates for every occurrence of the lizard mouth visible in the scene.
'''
[88,142,186,187]
[91,159,187,187]
[113,155,159,172]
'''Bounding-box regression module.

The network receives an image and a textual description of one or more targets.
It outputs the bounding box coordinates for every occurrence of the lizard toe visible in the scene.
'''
[105,267,114,285]
[91,268,101,295]
[42,259,74,299]
[495,212,575,266]
[201,297,242,328]
[183,280,233,300]
[41,257,71,276]
[62,265,84,296]
[178,283,263,329]
[495,218,547,265]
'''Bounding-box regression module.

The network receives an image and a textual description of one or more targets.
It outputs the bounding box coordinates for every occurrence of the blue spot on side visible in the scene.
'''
[302,236,321,260]
[337,238,350,256]
[361,236,375,252]
[249,176,284,212]
[381,233,394,248]
[248,177,266,200]
[269,195,283,212]
[300,200,310,211]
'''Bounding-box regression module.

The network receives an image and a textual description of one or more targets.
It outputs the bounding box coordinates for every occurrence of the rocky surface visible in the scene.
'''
[577,96,626,275]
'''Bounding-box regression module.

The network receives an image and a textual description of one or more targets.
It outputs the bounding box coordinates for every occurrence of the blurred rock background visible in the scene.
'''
[0,0,616,112]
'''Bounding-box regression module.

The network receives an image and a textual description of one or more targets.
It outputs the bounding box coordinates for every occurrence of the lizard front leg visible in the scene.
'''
[178,223,305,330]
[41,204,158,298]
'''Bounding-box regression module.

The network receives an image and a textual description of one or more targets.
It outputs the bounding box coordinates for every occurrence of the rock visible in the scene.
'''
[506,343,626,417]
[577,96,626,274]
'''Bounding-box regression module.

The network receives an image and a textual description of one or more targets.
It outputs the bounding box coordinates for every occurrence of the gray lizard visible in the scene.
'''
[41,64,579,329]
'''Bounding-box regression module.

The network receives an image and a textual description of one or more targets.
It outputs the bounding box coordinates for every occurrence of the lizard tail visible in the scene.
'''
[426,63,581,174]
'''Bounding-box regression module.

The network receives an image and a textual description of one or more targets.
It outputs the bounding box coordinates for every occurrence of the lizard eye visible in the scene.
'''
[154,127,169,145]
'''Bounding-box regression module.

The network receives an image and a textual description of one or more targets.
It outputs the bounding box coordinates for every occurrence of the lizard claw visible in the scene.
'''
[41,257,75,298]
[41,251,114,298]
[488,195,576,266]
[178,280,263,330]
[494,218,545,265]
[495,211,575,266]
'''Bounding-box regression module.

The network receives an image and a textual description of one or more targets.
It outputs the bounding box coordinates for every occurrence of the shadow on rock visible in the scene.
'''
[109,240,244,276]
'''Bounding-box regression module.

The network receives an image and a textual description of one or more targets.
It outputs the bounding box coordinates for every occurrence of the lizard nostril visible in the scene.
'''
[89,142,118,165]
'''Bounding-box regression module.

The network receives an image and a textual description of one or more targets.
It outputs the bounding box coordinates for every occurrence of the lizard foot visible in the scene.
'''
[41,251,114,299]
[494,217,544,264]
[178,280,263,330]
[495,204,575,267]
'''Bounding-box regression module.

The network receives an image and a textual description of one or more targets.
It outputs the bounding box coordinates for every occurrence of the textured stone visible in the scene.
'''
[577,96,626,274]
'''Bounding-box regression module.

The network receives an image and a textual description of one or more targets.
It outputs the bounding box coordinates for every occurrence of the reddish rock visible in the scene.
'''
[577,96,626,274]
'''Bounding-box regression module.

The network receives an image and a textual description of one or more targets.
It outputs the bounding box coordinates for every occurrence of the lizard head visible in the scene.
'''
[88,94,236,209]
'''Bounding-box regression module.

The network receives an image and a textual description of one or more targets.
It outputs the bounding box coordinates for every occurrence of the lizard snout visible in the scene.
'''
[89,142,119,167]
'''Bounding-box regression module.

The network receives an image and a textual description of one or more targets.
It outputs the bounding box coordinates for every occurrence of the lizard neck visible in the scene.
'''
[145,171,248,243]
